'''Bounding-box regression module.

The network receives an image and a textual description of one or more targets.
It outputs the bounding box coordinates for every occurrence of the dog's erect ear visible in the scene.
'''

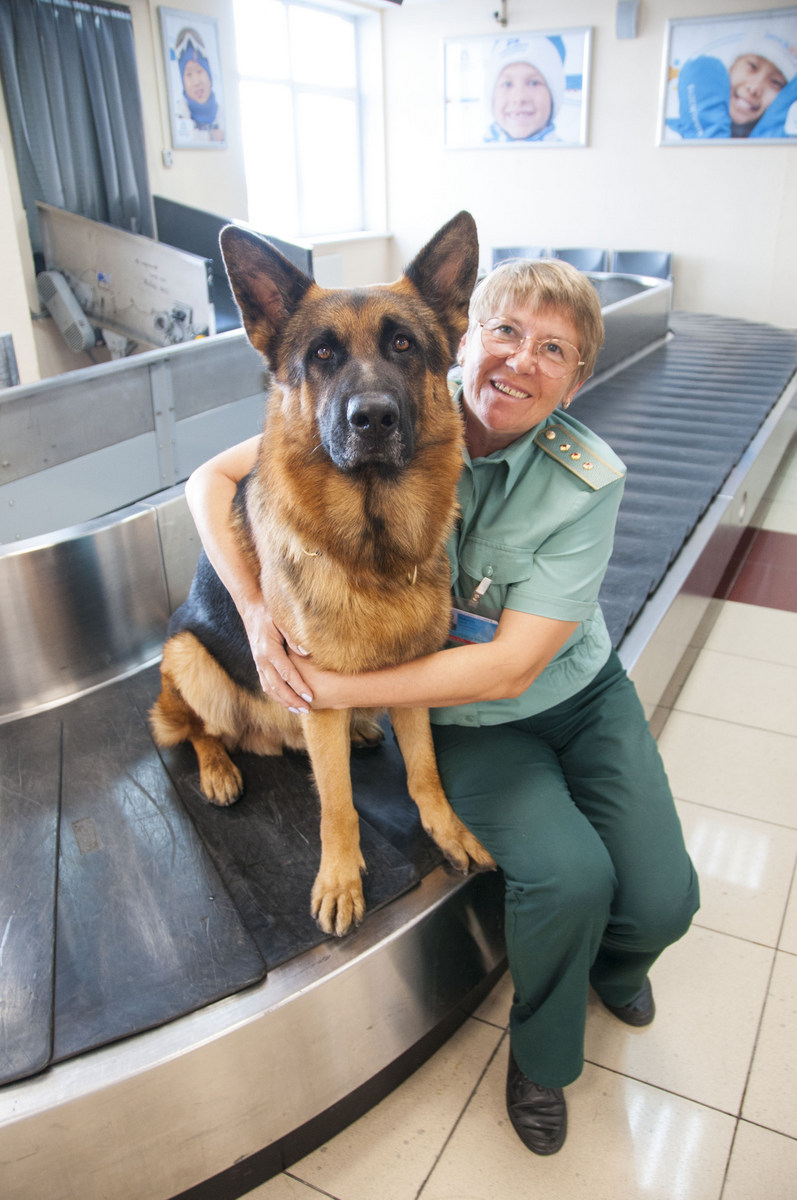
[220,225,313,362]
[403,211,479,356]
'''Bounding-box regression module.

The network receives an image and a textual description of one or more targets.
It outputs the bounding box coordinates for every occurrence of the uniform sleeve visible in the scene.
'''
[503,475,625,622]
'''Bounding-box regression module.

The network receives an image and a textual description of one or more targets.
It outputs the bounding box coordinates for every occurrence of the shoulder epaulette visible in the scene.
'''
[533,423,623,490]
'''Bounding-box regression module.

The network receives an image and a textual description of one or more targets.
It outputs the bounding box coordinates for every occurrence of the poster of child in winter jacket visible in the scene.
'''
[160,8,226,148]
[660,8,797,144]
[444,29,592,149]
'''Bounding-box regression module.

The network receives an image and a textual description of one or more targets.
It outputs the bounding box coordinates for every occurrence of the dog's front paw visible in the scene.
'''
[430,817,496,875]
[311,864,366,937]
[198,756,243,806]
[349,714,385,749]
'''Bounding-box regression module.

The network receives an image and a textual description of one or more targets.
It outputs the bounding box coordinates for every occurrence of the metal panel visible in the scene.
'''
[0,434,162,544]
[0,507,169,720]
[589,274,673,378]
[173,394,266,481]
[169,331,266,421]
[145,486,202,611]
[0,363,155,482]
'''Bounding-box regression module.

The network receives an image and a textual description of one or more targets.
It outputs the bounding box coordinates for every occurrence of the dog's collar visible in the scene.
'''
[301,546,417,585]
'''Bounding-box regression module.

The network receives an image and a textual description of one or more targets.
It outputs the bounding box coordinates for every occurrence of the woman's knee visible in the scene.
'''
[506,837,617,923]
[616,866,700,952]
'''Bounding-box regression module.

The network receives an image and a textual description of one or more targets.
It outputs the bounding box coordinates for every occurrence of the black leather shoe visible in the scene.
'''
[506,1052,567,1155]
[603,976,656,1027]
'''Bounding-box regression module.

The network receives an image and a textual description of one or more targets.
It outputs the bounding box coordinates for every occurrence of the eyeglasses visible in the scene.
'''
[479,318,585,379]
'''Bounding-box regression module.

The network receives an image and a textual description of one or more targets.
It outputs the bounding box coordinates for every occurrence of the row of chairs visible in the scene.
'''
[492,246,673,280]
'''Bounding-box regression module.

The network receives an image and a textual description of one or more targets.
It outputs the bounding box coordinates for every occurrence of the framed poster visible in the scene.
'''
[659,8,797,144]
[444,28,592,149]
[160,8,226,148]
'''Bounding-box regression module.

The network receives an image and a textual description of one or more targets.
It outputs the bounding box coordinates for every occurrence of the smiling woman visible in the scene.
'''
[183,251,699,1154]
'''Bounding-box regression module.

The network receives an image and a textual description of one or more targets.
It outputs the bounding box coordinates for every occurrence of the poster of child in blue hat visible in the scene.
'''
[444,28,592,149]
[160,8,226,148]
[660,8,797,143]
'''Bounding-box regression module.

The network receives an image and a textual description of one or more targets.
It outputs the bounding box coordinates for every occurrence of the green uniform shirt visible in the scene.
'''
[431,398,626,727]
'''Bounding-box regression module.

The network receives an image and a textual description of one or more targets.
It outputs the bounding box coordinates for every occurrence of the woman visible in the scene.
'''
[186,258,699,1156]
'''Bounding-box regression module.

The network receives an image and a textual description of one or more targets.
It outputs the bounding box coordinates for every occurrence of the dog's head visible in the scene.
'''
[220,213,478,474]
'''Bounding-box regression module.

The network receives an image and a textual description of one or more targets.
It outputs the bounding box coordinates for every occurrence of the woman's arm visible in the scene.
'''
[184,436,312,708]
[291,607,579,711]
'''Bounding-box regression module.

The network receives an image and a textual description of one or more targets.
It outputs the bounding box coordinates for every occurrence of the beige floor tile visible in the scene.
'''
[657,711,797,828]
[742,951,797,1138]
[759,498,797,535]
[673,650,797,736]
[471,968,512,1029]
[420,1055,734,1200]
[677,800,797,946]
[779,875,797,954]
[584,925,773,1113]
[288,1015,503,1200]
[701,601,797,668]
[722,1121,797,1200]
[243,1173,327,1199]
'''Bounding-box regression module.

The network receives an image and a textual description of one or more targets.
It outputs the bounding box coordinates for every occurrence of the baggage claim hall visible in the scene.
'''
[0,1,795,1197]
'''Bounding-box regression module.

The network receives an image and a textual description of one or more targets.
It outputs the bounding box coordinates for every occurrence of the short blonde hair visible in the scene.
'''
[469,258,605,384]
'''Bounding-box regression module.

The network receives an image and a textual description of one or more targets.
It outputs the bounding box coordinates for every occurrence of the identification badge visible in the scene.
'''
[448,605,499,645]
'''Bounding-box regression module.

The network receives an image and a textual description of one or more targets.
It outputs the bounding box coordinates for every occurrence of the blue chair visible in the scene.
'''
[492,246,548,267]
[611,250,673,280]
[551,247,609,272]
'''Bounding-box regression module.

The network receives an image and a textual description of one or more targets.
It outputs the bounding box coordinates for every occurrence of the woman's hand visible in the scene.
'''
[242,602,313,711]
[285,649,349,710]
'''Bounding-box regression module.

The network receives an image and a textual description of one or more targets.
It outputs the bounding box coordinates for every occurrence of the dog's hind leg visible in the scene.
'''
[303,708,367,937]
[150,662,244,807]
[389,707,496,873]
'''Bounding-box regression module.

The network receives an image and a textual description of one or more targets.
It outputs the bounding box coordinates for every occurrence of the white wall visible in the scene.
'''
[381,0,796,328]
[1,0,795,384]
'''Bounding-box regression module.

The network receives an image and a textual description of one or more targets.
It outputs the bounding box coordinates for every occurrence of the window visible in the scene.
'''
[233,0,370,238]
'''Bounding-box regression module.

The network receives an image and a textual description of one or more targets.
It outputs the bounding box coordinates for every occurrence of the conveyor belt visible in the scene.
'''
[1,310,795,1098]
[0,667,444,1087]
[592,311,797,645]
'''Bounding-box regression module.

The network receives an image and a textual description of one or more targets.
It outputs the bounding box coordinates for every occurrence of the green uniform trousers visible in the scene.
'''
[432,650,700,1088]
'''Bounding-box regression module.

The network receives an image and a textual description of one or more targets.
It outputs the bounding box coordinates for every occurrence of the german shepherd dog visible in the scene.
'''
[150,211,494,936]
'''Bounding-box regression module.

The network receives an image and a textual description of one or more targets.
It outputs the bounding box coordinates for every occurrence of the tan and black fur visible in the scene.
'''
[150,211,494,936]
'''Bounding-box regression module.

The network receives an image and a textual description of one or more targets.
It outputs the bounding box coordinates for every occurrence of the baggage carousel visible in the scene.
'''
[1,284,796,1199]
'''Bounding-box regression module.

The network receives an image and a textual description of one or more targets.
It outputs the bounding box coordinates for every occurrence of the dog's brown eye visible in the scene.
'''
[393,334,411,352]
[315,344,332,361]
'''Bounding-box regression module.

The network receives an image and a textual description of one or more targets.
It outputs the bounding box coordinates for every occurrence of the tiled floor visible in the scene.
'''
[245,441,797,1200]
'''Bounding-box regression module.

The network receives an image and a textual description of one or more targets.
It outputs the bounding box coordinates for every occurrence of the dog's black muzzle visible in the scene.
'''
[322,384,416,472]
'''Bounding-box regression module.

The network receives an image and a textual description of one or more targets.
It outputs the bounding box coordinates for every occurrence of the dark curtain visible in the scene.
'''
[0,0,154,260]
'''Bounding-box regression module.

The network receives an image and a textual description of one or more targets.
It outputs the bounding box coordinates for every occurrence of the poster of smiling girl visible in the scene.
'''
[659,8,797,143]
[444,28,592,149]
[160,8,226,148]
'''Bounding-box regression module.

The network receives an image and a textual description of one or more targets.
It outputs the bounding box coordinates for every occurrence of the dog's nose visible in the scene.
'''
[346,394,399,438]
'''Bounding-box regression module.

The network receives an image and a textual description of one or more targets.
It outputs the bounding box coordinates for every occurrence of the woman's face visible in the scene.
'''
[183,58,212,104]
[492,62,552,139]
[460,304,585,457]
[728,54,786,126]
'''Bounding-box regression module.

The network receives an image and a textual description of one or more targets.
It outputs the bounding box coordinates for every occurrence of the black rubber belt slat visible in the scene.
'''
[0,710,61,1084]
[159,720,434,972]
[51,675,267,1065]
[593,312,797,646]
